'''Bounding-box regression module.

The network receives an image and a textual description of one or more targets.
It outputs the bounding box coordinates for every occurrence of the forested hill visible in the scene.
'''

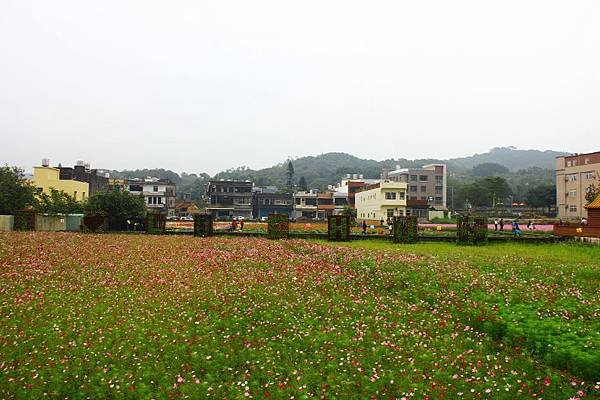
[213,147,566,189]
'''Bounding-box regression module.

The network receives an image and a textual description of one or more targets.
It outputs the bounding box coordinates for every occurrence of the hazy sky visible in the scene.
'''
[1,1,599,175]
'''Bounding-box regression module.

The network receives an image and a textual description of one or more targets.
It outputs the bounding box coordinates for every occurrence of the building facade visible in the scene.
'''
[293,190,318,220]
[58,161,108,196]
[383,164,447,208]
[252,192,294,219]
[355,180,408,223]
[32,162,90,202]
[174,201,201,218]
[206,180,253,219]
[556,151,600,219]
[125,177,177,216]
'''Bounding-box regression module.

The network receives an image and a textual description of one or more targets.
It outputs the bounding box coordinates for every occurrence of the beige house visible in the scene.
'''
[556,151,600,219]
[32,165,89,202]
[355,180,408,223]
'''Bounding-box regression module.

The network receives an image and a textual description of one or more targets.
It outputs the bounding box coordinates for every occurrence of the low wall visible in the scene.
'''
[554,225,600,238]
[0,215,14,231]
[35,214,67,232]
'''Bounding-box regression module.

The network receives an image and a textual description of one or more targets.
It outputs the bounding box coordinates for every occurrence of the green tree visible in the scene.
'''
[472,162,509,177]
[85,190,146,220]
[585,183,600,203]
[341,205,357,219]
[298,176,308,191]
[482,176,512,205]
[0,165,37,214]
[286,160,295,193]
[36,188,84,215]
[526,185,556,209]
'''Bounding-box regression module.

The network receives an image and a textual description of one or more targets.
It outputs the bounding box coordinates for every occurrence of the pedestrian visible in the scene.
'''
[240,219,244,231]
[231,219,238,231]
[362,220,367,235]
[494,218,498,231]
[499,218,504,231]
[512,220,521,237]
[527,220,532,230]
[581,217,588,226]
[380,218,384,227]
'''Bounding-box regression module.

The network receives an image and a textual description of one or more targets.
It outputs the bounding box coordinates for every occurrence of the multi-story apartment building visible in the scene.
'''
[125,177,177,217]
[293,190,318,220]
[206,180,253,219]
[383,164,447,208]
[252,191,294,219]
[556,151,600,219]
[32,159,90,202]
[355,180,408,223]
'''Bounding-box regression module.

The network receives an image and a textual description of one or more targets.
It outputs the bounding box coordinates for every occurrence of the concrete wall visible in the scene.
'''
[35,214,66,231]
[0,215,14,231]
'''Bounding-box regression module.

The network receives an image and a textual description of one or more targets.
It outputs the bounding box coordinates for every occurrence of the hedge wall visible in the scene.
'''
[14,211,35,231]
[328,215,351,241]
[456,215,488,245]
[82,214,107,233]
[146,212,166,235]
[267,213,289,239]
[392,216,419,243]
[193,214,214,237]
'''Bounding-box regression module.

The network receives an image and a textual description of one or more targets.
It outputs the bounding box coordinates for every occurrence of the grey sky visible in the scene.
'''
[1,1,599,175]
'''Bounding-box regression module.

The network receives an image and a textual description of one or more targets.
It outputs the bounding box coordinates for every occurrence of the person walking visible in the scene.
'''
[494,218,498,231]
[499,218,504,231]
[362,220,367,235]
[380,218,384,227]
[527,220,532,230]
[240,219,245,231]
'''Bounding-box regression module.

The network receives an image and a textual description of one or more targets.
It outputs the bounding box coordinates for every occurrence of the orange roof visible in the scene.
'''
[175,201,198,209]
[585,194,600,209]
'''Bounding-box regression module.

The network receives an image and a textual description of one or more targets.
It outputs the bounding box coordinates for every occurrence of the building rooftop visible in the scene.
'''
[585,194,600,209]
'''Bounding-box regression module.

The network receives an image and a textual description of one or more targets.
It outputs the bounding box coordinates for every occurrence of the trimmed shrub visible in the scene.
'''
[193,214,214,237]
[14,211,35,231]
[328,215,350,241]
[82,214,107,233]
[267,213,289,239]
[456,215,488,245]
[146,212,166,235]
[392,216,418,243]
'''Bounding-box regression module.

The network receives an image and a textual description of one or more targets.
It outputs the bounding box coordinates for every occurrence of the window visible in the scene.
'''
[567,174,577,182]
[399,191,405,200]
[584,158,590,164]
[435,186,443,195]
[385,192,396,200]
[419,175,428,181]
[157,197,162,204]
[421,196,427,200]
[409,185,417,192]
[129,184,142,192]
[435,196,443,202]
[153,186,159,192]
[387,209,394,218]
[583,171,595,180]
[409,175,417,181]
[569,205,577,213]
[420,186,427,192]
[566,161,572,167]
[74,191,77,198]
[568,190,577,197]
[435,175,443,184]
[82,192,85,200]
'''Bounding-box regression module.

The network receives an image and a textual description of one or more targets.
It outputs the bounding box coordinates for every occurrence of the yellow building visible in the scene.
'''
[32,166,89,202]
[355,180,408,223]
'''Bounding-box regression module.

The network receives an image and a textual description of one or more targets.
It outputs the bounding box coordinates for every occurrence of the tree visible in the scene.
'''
[526,185,556,209]
[286,160,295,193]
[482,176,512,205]
[0,165,37,214]
[85,190,146,220]
[472,162,509,177]
[586,183,600,203]
[36,188,84,215]
[341,205,357,219]
[298,176,308,191]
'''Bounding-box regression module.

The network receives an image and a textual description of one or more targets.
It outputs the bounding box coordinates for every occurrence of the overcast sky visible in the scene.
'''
[1,1,599,175]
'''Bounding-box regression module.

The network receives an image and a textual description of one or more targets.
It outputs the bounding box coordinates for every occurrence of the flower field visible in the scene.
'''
[0,233,598,399]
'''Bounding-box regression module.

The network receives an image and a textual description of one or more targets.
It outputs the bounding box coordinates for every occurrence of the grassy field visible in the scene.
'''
[0,233,598,399]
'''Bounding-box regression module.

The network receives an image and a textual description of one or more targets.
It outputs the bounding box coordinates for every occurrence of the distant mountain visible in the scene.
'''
[214,147,567,190]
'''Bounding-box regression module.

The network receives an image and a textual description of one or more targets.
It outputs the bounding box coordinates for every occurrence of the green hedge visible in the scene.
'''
[82,214,107,233]
[267,214,289,239]
[328,215,350,241]
[14,211,35,231]
[392,216,418,243]
[456,215,487,245]
[193,214,214,237]
[146,212,166,235]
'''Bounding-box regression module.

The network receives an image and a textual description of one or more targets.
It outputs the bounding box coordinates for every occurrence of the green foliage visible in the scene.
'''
[585,183,600,204]
[267,213,289,239]
[286,160,295,193]
[392,216,418,243]
[526,184,557,208]
[472,162,509,177]
[85,190,146,221]
[13,211,36,231]
[456,215,488,245]
[298,176,308,191]
[327,215,350,241]
[340,205,357,219]
[0,165,37,215]
[36,187,84,215]
[146,212,166,234]
[193,214,214,237]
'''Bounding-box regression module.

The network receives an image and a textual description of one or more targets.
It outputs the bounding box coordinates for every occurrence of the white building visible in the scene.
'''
[355,180,408,222]
[125,177,176,216]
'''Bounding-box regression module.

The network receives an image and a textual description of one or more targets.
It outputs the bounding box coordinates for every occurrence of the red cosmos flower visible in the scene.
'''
[543,376,551,386]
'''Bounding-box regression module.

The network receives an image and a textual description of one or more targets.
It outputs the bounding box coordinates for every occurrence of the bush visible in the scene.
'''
[456,215,487,245]
[392,216,418,243]
[146,212,166,234]
[328,215,350,241]
[267,214,289,239]
[193,214,214,237]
